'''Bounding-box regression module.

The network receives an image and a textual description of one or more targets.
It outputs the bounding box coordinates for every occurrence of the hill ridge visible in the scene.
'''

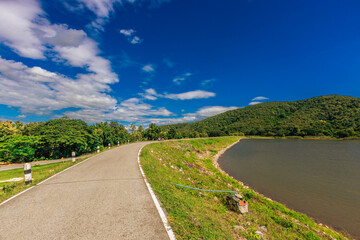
[162,95,360,138]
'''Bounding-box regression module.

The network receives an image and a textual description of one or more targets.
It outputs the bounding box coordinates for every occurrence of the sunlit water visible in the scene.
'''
[219,139,360,237]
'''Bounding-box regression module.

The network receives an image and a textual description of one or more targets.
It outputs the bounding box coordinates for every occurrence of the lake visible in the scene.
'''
[219,139,360,237]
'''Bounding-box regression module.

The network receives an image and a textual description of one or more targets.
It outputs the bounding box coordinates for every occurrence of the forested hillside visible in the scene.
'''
[162,95,360,138]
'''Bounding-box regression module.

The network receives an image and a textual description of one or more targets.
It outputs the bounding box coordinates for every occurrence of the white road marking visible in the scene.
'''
[138,145,176,240]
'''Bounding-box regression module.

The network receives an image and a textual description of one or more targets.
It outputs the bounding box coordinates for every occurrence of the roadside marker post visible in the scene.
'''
[72,152,76,163]
[108,143,111,149]
[97,146,100,153]
[117,141,119,146]
[24,163,32,185]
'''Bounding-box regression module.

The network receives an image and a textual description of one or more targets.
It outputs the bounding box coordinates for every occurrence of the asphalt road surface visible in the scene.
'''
[0,142,170,240]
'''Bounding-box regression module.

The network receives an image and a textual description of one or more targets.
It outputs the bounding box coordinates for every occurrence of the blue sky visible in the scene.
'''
[0,0,359,126]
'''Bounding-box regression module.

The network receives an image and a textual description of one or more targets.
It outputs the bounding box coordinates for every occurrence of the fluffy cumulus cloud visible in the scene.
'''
[0,55,175,122]
[63,98,174,123]
[0,0,46,59]
[0,57,117,114]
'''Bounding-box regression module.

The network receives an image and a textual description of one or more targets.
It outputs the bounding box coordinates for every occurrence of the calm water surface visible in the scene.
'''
[219,139,360,237]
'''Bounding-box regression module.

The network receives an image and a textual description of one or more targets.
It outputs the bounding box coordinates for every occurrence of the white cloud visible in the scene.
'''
[0,0,183,125]
[143,105,239,125]
[142,64,155,73]
[164,90,215,100]
[0,1,118,87]
[130,36,143,44]
[119,28,143,44]
[0,59,59,83]
[65,0,121,32]
[76,0,118,18]
[53,37,118,84]
[120,29,135,36]
[0,57,117,114]
[252,96,269,101]
[140,88,159,100]
[0,0,46,59]
[63,0,171,32]
[249,101,262,106]
[249,96,269,105]
[145,88,157,95]
[190,106,238,118]
[140,89,216,101]
[0,57,177,124]
[173,72,192,85]
[63,98,174,123]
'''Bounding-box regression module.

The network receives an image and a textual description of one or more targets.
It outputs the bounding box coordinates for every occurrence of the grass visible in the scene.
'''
[0,157,88,203]
[140,137,351,240]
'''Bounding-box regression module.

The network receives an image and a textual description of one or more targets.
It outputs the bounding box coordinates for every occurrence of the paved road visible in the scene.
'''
[0,142,169,240]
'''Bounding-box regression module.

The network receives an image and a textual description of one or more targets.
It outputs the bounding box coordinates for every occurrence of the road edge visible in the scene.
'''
[137,144,176,240]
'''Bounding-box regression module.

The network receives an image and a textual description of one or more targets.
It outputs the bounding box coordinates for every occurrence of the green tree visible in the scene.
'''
[144,123,161,140]
[34,118,92,159]
[0,135,43,162]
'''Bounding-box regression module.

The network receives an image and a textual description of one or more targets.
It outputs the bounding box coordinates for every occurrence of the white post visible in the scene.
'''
[117,141,119,146]
[97,146,100,153]
[108,143,111,149]
[72,152,76,162]
[24,163,32,185]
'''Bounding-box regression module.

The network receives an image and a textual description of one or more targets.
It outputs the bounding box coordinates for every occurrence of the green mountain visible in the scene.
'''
[162,95,360,138]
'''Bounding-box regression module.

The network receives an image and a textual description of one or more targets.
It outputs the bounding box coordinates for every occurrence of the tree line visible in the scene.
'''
[2,95,359,162]
[0,118,191,163]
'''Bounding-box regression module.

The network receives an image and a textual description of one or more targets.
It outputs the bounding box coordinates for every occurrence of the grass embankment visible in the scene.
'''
[140,137,350,240]
[0,157,88,203]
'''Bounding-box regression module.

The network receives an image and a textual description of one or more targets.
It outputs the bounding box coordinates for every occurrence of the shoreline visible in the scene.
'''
[213,138,354,239]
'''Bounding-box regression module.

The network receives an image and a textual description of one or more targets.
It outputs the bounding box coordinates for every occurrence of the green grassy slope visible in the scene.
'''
[162,95,360,138]
[140,137,351,239]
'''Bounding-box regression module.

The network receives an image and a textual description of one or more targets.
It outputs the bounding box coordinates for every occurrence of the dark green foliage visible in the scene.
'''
[0,135,42,162]
[143,123,161,140]
[33,118,93,159]
[161,95,360,138]
[0,118,134,163]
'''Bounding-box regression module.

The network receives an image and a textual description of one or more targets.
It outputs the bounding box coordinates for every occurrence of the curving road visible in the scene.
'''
[0,142,169,240]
